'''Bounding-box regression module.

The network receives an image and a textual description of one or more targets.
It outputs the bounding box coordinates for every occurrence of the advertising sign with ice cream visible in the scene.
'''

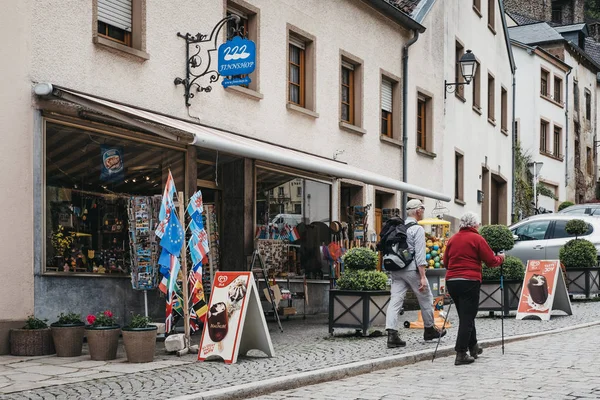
[198,272,274,364]
[516,260,572,321]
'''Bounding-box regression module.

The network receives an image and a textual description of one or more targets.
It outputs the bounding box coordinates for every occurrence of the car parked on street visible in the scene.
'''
[506,215,600,266]
[558,204,600,216]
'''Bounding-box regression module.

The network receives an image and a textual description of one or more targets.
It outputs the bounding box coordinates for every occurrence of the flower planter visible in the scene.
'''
[122,326,157,363]
[479,280,523,316]
[86,325,120,361]
[51,323,85,357]
[10,328,55,356]
[565,267,600,298]
[329,290,390,336]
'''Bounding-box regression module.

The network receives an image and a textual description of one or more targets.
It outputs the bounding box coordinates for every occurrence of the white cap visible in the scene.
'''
[406,199,425,210]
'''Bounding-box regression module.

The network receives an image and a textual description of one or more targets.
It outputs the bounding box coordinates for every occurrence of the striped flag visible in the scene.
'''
[155,171,176,238]
[289,225,300,242]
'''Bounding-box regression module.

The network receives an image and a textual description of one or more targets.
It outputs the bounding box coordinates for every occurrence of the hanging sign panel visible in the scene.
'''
[516,260,572,321]
[198,272,274,364]
[218,36,256,87]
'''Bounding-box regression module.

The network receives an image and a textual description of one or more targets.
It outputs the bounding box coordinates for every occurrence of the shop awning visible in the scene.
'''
[43,85,451,201]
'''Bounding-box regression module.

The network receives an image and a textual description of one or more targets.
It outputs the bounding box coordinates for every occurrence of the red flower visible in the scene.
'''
[103,310,113,318]
[87,315,96,325]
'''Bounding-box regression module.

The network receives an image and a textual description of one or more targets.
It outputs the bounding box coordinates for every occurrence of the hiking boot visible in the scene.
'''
[387,329,406,348]
[455,351,475,365]
[469,343,483,359]
[423,326,447,341]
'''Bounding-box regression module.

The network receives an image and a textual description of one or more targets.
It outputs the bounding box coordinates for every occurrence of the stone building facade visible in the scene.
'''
[505,0,585,25]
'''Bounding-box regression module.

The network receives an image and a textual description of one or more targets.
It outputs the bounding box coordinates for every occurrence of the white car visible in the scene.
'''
[506,215,600,266]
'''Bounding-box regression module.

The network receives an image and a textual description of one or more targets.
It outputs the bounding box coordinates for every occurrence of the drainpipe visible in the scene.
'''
[565,69,571,193]
[511,72,516,223]
[402,30,420,219]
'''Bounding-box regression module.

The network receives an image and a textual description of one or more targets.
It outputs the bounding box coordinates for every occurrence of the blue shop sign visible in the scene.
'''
[218,36,256,87]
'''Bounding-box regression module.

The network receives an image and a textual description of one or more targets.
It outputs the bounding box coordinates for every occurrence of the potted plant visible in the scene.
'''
[10,316,55,356]
[479,224,519,316]
[558,201,575,212]
[329,247,390,336]
[122,314,157,363]
[559,219,600,298]
[51,312,85,357]
[480,256,526,315]
[86,310,120,361]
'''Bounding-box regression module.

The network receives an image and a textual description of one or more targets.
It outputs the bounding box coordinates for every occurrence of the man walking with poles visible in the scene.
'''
[383,199,446,348]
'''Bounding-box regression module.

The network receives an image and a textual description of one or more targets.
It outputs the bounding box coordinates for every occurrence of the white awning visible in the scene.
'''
[45,85,451,201]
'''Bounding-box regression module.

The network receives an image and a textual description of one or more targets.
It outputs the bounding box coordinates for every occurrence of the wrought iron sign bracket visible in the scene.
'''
[174,15,243,107]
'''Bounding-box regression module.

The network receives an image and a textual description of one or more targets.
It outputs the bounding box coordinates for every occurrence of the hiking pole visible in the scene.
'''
[432,298,452,362]
[500,261,505,355]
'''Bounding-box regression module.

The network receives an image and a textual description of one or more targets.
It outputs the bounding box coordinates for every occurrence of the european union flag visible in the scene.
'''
[160,210,184,256]
[190,210,204,231]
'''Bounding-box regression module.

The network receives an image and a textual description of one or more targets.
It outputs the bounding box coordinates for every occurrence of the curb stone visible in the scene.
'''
[169,320,600,400]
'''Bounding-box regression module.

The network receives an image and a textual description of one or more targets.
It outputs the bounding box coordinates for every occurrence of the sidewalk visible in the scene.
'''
[2,301,600,399]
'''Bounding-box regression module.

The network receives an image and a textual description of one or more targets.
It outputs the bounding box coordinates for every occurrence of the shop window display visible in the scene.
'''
[45,121,186,276]
[255,168,331,279]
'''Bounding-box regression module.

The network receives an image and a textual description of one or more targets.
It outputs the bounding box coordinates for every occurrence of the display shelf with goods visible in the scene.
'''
[127,196,161,290]
[420,218,451,297]
[202,204,220,299]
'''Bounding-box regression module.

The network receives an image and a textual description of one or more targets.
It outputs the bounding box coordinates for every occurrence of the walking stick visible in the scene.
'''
[500,261,505,355]
[432,299,452,362]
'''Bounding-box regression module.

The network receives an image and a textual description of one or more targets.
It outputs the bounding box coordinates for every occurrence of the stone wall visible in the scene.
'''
[505,0,585,25]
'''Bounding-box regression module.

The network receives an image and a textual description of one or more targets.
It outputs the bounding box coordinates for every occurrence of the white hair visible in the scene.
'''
[407,209,419,217]
[459,211,480,229]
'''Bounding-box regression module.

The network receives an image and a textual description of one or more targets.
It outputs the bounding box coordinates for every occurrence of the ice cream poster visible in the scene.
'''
[516,260,572,321]
[100,146,124,182]
[198,272,274,364]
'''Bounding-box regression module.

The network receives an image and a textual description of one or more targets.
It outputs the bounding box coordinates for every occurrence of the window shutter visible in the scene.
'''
[98,0,132,32]
[341,60,355,70]
[381,80,393,112]
[289,35,305,50]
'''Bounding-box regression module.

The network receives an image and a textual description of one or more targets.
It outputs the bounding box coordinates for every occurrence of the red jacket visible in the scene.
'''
[445,227,503,282]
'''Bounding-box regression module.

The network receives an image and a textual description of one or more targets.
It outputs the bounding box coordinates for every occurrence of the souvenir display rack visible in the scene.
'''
[127,196,161,290]
[202,203,220,298]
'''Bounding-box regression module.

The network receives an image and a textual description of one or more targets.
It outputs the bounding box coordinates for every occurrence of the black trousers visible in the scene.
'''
[447,280,481,352]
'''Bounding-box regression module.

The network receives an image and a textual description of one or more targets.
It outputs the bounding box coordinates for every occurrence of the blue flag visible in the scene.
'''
[160,210,184,255]
[190,210,204,231]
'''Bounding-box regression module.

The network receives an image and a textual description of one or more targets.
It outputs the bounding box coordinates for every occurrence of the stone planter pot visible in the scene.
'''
[10,328,55,356]
[479,280,523,316]
[122,326,157,363]
[565,267,600,298]
[329,290,390,336]
[86,325,120,361]
[51,323,85,357]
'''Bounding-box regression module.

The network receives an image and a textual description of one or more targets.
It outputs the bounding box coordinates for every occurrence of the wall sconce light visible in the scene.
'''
[445,50,477,99]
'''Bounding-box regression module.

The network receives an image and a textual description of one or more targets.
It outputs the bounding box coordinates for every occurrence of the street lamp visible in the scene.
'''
[445,50,478,98]
[527,162,544,209]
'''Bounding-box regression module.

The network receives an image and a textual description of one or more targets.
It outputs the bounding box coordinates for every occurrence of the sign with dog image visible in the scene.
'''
[516,260,572,321]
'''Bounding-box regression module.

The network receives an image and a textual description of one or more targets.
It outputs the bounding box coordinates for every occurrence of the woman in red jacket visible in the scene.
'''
[444,211,504,365]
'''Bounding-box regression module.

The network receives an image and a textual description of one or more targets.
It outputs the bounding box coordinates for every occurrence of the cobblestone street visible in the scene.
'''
[252,324,600,400]
[2,302,600,399]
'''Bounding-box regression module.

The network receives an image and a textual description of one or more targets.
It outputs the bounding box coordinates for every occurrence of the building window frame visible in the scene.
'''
[455,150,465,203]
[585,89,592,121]
[540,119,549,154]
[339,50,364,131]
[416,88,435,156]
[225,0,261,95]
[473,0,482,17]
[553,75,562,103]
[92,0,148,60]
[500,85,508,134]
[455,40,466,100]
[472,60,481,113]
[487,0,496,33]
[380,70,401,141]
[553,124,563,159]
[541,68,549,97]
[487,72,496,124]
[286,24,317,115]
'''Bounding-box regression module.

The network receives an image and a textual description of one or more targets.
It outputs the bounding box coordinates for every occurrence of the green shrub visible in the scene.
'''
[559,238,597,269]
[127,314,152,329]
[55,312,83,325]
[342,247,378,271]
[565,219,588,238]
[479,225,515,253]
[336,270,388,291]
[482,255,525,281]
[23,316,48,330]
[558,201,575,211]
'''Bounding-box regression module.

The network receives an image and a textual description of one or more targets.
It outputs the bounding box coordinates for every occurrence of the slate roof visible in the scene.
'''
[584,37,600,65]
[384,0,422,15]
[555,23,589,34]
[507,11,541,26]
[507,22,565,45]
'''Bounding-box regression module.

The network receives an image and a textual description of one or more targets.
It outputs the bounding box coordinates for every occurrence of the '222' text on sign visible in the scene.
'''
[218,36,256,88]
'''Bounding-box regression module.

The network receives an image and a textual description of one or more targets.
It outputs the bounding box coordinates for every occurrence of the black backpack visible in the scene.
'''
[377,218,417,271]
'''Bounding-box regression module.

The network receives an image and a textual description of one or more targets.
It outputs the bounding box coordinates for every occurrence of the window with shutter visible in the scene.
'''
[98,0,132,46]
[381,79,393,137]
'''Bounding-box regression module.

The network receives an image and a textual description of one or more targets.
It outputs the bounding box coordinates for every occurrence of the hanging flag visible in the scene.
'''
[167,254,181,298]
[189,236,203,266]
[160,211,184,256]
[289,225,300,242]
[159,172,176,222]
[196,229,210,259]
[187,190,204,215]
[165,292,174,333]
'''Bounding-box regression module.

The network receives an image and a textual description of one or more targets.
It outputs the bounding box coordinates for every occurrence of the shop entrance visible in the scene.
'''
[490,174,508,225]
